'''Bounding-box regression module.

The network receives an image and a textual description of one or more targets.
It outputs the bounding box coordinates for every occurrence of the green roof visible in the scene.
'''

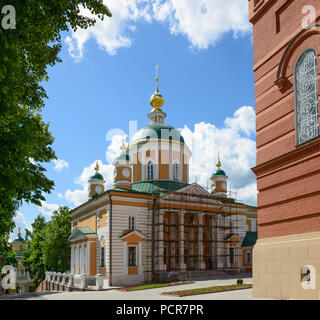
[68,227,96,241]
[12,237,24,243]
[90,173,104,180]
[241,231,257,248]
[131,180,188,195]
[211,169,226,177]
[130,123,185,144]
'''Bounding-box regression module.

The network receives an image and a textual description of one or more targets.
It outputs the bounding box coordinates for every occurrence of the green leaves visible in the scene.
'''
[23,207,71,286]
[0,1,111,244]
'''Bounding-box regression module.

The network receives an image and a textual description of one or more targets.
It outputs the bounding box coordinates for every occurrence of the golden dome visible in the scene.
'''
[150,65,164,109]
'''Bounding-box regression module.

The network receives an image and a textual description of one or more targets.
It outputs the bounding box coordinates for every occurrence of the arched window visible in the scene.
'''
[295,48,319,145]
[146,160,154,180]
[173,163,179,181]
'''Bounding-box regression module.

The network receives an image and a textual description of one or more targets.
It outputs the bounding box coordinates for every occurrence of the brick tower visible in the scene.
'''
[249,0,320,299]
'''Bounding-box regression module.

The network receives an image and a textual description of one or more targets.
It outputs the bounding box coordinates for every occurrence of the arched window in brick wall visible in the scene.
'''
[294,48,319,145]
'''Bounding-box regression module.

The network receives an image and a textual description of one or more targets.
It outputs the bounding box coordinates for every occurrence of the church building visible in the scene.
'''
[68,71,257,287]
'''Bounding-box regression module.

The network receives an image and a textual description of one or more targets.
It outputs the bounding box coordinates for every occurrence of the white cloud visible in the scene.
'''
[65,134,126,207]
[57,193,63,199]
[180,105,257,205]
[64,106,257,207]
[38,201,60,217]
[65,0,251,60]
[53,159,69,172]
[152,0,251,50]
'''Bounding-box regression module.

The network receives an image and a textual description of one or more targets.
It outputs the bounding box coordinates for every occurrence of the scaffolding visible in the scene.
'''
[142,182,244,283]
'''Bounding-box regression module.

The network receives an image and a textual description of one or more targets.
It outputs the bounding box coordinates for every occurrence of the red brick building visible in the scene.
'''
[249,0,320,299]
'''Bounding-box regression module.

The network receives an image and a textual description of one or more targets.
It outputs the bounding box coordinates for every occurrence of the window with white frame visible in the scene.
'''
[129,216,135,230]
[295,48,319,145]
[128,246,137,266]
[146,160,154,180]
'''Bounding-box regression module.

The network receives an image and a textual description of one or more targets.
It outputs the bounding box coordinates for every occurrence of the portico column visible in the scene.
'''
[138,242,143,275]
[156,210,166,271]
[70,244,75,274]
[170,213,176,269]
[179,211,187,271]
[198,213,206,270]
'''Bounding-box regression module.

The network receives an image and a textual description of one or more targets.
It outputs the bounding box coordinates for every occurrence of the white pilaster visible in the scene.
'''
[198,213,206,270]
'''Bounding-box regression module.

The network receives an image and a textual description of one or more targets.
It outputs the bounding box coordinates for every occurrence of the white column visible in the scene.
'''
[138,242,143,275]
[86,244,90,275]
[122,242,128,277]
[70,245,75,274]
[156,210,166,271]
[198,213,206,270]
[179,211,187,270]
[75,245,79,274]
[170,213,176,269]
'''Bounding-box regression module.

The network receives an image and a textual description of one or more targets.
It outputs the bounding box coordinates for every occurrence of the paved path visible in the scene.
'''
[0,275,271,300]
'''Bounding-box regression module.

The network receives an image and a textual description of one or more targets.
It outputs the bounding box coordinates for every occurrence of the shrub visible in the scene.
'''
[237,279,243,286]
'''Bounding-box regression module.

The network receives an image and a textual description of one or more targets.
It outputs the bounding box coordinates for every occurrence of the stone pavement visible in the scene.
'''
[0,274,272,300]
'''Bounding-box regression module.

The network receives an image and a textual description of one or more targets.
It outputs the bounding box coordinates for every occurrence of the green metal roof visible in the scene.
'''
[211,169,226,177]
[68,227,96,241]
[12,236,24,243]
[90,173,104,180]
[131,180,188,195]
[241,231,258,248]
[130,123,185,144]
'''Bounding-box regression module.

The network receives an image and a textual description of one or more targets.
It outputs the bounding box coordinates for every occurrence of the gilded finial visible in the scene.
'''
[216,152,221,170]
[150,64,164,109]
[155,64,159,93]
[95,160,100,173]
[120,137,126,153]
[18,227,21,238]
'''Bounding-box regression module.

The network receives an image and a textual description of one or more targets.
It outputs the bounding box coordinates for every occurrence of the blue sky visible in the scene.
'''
[12,0,257,239]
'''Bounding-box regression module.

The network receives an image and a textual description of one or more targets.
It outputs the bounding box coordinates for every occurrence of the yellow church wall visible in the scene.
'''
[133,152,142,182]
[183,155,188,182]
[98,209,107,229]
[172,151,180,162]
[78,214,96,232]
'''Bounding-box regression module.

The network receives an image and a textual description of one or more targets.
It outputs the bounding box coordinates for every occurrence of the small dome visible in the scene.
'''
[211,169,226,177]
[130,123,185,145]
[90,172,104,180]
[12,236,24,243]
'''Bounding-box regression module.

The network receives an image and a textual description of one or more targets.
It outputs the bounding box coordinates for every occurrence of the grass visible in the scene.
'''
[162,284,252,297]
[120,281,194,292]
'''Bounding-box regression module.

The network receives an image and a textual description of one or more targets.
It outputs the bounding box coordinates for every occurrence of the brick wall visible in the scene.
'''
[250,0,320,238]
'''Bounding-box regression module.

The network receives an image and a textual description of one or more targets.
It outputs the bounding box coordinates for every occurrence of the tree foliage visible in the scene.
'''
[0,1,111,239]
[23,207,71,286]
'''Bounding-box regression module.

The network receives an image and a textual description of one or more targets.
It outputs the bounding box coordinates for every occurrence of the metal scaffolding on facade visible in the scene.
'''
[142,182,243,283]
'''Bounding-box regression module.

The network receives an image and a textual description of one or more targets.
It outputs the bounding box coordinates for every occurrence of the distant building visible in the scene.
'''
[1,228,34,293]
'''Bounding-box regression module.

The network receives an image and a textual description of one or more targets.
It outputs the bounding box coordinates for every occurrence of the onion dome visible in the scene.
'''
[211,154,227,177]
[90,161,105,181]
[113,138,130,165]
[12,227,24,243]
